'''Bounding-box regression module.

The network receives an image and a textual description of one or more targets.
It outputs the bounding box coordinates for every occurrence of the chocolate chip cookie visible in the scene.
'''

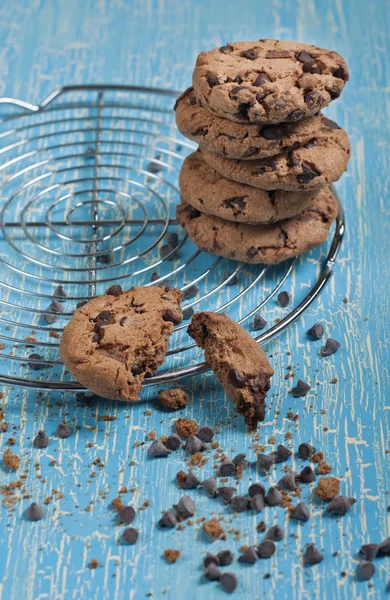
[60,286,183,401]
[201,116,350,191]
[180,151,317,224]
[175,88,322,160]
[177,186,338,264]
[192,39,348,124]
[187,312,274,430]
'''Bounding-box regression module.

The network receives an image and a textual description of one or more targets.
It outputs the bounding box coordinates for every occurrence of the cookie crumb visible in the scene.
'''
[315,476,340,501]
[317,460,332,474]
[158,388,189,411]
[203,518,225,541]
[163,549,181,563]
[175,418,198,439]
[311,451,324,463]
[3,447,20,471]
[89,559,99,569]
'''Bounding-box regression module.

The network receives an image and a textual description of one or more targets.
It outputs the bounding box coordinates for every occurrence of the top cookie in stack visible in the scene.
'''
[175,39,350,265]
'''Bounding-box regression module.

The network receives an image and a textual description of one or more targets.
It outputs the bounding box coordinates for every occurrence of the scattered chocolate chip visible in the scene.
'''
[33,430,49,449]
[162,308,182,325]
[253,314,267,331]
[182,306,194,320]
[196,426,214,443]
[265,487,283,507]
[159,244,175,260]
[204,553,220,567]
[228,369,249,388]
[275,444,292,463]
[378,538,390,555]
[298,442,316,459]
[300,466,316,484]
[165,232,179,247]
[202,477,218,498]
[184,434,205,454]
[257,453,275,473]
[230,496,248,513]
[56,421,72,439]
[320,338,341,357]
[266,524,285,542]
[277,291,291,307]
[232,453,249,469]
[307,323,324,339]
[326,496,356,515]
[217,550,234,566]
[182,471,201,490]
[96,254,111,264]
[359,544,379,561]
[290,502,310,521]
[220,572,238,593]
[183,285,199,300]
[223,272,238,285]
[204,563,221,581]
[148,440,171,458]
[249,483,265,497]
[166,434,181,451]
[174,495,195,517]
[241,49,258,60]
[25,502,44,521]
[238,547,258,564]
[28,354,45,370]
[278,471,298,491]
[105,284,122,296]
[158,511,177,528]
[249,494,265,512]
[257,539,276,558]
[291,379,311,398]
[53,285,67,300]
[43,300,62,324]
[358,561,375,581]
[118,506,135,525]
[122,527,139,544]
[220,460,236,477]
[303,544,324,565]
[253,72,270,86]
[218,486,236,504]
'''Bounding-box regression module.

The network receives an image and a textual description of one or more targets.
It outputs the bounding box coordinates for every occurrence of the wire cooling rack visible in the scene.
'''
[0,85,344,391]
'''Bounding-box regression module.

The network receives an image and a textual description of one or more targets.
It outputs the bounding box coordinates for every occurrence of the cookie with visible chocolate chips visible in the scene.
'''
[177,186,338,265]
[60,286,182,401]
[180,151,317,224]
[192,39,348,124]
[187,312,274,430]
[175,88,322,160]
[201,116,350,191]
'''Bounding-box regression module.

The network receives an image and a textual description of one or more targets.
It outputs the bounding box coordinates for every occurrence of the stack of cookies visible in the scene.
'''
[175,39,350,264]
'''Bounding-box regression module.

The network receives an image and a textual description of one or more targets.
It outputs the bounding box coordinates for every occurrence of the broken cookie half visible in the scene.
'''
[60,285,182,401]
[188,312,273,430]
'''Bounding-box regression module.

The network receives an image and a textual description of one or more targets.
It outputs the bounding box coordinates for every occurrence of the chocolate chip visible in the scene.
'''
[241,49,258,60]
[232,453,249,469]
[246,246,258,259]
[277,291,291,307]
[204,553,220,567]
[76,300,88,309]
[53,285,67,300]
[358,561,375,581]
[165,232,179,247]
[25,502,44,521]
[230,496,248,513]
[242,146,259,157]
[228,369,249,388]
[290,502,310,521]
[183,285,199,300]
[184,435,205,454]
[118,505,135,525]
[297,50,315,67]
[159,244,175,260]
[196,426,214,443]
[131,364,143,376]
[147,156,162,173]
[298,442,316,459]
[219,460,236,477]
[162,308,182,325]
[257,540,276,558]
[56,421,72,439]
[275,444,292,463]
[306,323,324,339]
[220,572,237,593]
[174,495,195,517]
[253,72,270,86]
[217,550,234,566]
[266,524,284,542]
[266,50,291,59]
[204,563,222,581]
[33,430,49,449]
[359,544,379,561]
[300,466,316,484]
[182,306,194,320]
[278,471,298,491]
[378,538,390,555]
[326,85,341,99]
[291,379,311,398]
[333,65,348,81]
[257,453,274,473]
[304,90,323,108]
[326,496,356,515]
[261,125,283,141]
[297,160,321,184]
[238,547,258,564]
[222,196,247,214]
[248,483,265,497]
[229,85,248,96]
[265,487,283,507]
[219,44,233,54]
[166,434,181,451]
[223,272,238,285]
[97,254,110,264]
[44,300,63,323]
[105,284,122,296]
[288,109,306,121]
[253,314,267,331]
[207,74,220,87]
[95,310,114,324]
[148,440,171,458]
[320,338,341,357]
[28,353,45,370]
[122,527,138,544]
[322,117,340,130]
[303,544,324,565]
[202,477,218,498]
[249,494,265,512]
[218,486,236,504]
[158,510,177,528]
[182,471,201,489]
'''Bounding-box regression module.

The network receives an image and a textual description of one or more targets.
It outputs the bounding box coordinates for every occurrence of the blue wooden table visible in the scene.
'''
[0,1,389,599]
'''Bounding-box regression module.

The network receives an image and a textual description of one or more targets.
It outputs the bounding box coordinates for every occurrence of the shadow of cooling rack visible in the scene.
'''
[0,85,345,391]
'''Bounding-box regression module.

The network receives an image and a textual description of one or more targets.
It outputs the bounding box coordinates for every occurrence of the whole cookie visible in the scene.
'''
[177,187,338,265]
[179,151,317,224]
[193,39,349,124]
[188,312,274,430]
[175,87,322,160]
[60,286,182,401]
[201,116,350,191]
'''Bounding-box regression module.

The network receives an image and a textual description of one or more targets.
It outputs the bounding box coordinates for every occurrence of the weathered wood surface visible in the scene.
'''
[0,1,389,599]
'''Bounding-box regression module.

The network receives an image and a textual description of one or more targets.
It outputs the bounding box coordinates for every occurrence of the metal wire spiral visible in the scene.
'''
[0,85,345,391]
